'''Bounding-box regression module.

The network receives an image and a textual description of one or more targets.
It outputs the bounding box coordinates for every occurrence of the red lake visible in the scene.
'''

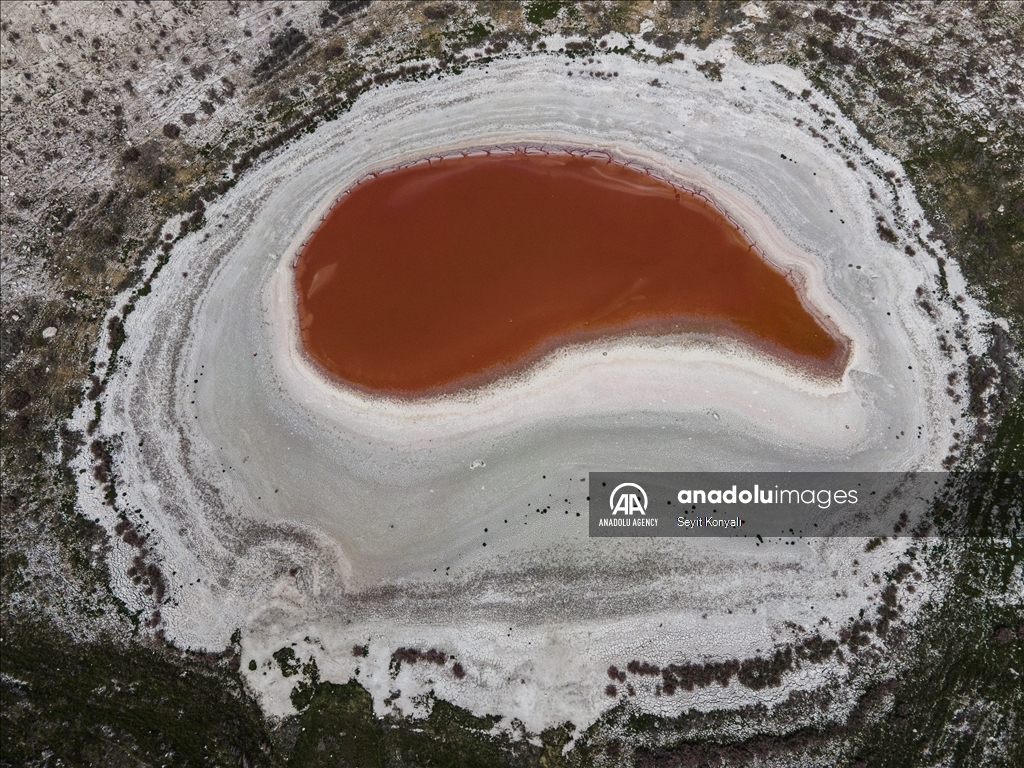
[295,151,846,395]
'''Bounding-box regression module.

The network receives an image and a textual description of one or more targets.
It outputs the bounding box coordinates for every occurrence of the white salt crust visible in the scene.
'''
[75,50,989,730]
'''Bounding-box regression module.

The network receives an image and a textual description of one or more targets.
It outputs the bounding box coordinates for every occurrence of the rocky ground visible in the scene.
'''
[2,2,1021,767]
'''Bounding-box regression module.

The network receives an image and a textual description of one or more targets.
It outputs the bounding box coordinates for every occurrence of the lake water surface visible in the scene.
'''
[295,151,845,395]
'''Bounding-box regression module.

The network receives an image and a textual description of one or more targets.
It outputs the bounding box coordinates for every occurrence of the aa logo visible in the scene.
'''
[610,483,648,516]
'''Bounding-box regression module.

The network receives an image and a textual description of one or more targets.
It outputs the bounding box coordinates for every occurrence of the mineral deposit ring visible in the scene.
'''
[80,52,983,727]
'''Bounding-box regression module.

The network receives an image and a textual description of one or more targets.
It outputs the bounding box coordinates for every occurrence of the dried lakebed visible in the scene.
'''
[76,52,989,729]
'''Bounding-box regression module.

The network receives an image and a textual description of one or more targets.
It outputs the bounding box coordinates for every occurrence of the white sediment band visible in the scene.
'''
[76,49,987,728]
[270,141,856,445]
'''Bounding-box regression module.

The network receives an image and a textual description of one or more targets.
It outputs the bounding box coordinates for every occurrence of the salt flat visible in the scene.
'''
[75,47,987,728]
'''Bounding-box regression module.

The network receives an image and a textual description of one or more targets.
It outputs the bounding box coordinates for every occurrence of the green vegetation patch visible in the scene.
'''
[1,620,277,767]
[904,128,1024,325]
[525,2,566,26]
[287,681,384,768]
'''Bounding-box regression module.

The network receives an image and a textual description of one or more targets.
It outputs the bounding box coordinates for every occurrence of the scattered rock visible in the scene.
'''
[741,2,769,21]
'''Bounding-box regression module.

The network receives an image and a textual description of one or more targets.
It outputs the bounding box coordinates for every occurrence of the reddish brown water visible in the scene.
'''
[295,151,845,395]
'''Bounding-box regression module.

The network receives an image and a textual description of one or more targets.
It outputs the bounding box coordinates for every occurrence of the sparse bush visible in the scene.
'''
[272,647,301,677]
[627,660,661,676]
[189,62,212,81]
[424,2,456,21]
[5,389,32,410]
[877,221,898,243]
[696,61,723,81]
[253,28,310,81]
